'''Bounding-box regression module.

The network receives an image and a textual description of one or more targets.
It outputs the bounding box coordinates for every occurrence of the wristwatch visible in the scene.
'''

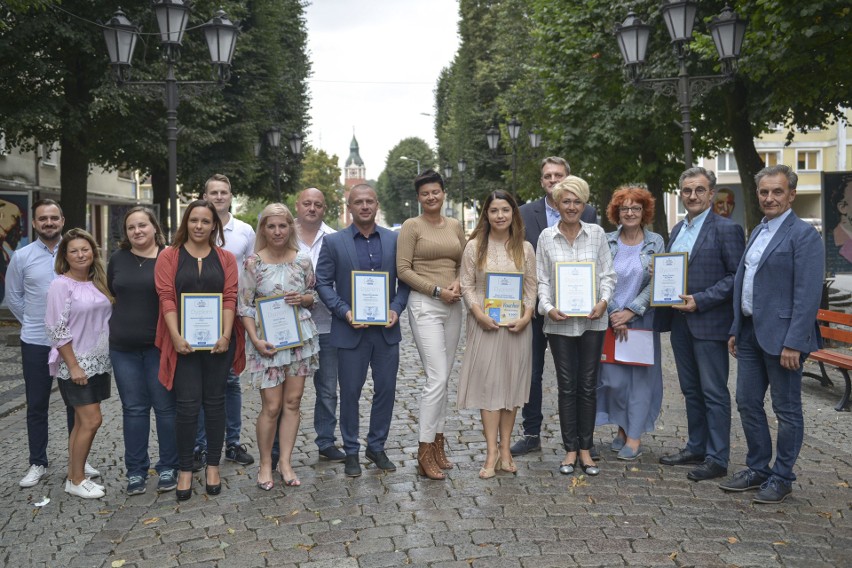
[432,286,442,299]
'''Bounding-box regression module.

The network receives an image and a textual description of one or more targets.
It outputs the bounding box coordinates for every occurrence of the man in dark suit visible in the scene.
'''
[657,167,745,482]
[721,165,823,504]
[511,156,597,456]
[316,184,410,477]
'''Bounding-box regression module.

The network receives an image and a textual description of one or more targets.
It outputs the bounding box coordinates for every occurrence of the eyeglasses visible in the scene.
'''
[680,187,708,197]
[542,174,565,181]
[619,206,642,214]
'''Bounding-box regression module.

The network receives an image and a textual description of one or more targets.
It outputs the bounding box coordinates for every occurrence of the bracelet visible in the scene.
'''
[222,336,231,342]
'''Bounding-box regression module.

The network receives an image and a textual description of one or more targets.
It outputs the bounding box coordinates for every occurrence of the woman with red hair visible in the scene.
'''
[596,186,664,461]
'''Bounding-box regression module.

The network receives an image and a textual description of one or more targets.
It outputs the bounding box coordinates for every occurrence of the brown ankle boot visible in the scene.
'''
[433,433,452,469]
[417,442,446,480]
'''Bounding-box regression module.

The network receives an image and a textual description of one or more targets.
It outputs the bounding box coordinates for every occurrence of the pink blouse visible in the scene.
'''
[45,275,112,380]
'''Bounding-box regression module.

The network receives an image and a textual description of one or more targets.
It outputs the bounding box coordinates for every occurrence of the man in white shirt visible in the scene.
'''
[7,199,100,487]
[294,188,344,461]
[194,174,256,469]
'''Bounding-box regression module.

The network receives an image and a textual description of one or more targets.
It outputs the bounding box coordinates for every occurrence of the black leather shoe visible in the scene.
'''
[319,446,346,462]
[205,483,221,495]
[176,488,192,502]
[687,459,727,481]
[659,449,704,466]
[365,449,397,472]
[719,469,768,492]
[344,454,362,477]
[510,435,541,456]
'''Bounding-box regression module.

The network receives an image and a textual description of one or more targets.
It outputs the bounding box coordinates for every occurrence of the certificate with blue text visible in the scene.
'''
[555,262,596,316]
[180,293,222,350]
[257,295,303,350]
[484,271,524,325]
[351,271,390,325]
[650,252,688,306]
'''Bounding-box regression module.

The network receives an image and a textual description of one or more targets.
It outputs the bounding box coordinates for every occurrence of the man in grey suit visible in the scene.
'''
[721,165,823,504]
[315,184,410,478]
[511,157,597,455]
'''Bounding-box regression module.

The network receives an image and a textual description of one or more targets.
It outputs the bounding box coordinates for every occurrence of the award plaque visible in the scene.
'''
[484,271,524,325]
[650,252,688,306]
[554,262,596,316]
[351,271,390,325]
[181,293,223,350]
[256,295,304,350]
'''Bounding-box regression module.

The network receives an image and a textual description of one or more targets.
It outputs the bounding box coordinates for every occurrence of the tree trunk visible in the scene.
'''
[150,165,171,238]
[58,134,89,233]
[725,78,764,233]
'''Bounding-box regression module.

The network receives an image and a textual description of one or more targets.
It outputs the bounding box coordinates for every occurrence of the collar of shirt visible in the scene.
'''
[544,198,561,227]
[683,206,711,230]
[349,223,378,240]
[553,220,590,242]
[759,208,793,235]
[222,212,235,232]
[36,237,60,255]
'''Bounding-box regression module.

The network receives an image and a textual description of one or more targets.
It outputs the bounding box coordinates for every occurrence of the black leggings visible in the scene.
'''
[173,343,234,471]
[549,330,605,452]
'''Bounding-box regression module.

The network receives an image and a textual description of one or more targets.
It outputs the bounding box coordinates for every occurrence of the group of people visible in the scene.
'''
[10,158,822,506]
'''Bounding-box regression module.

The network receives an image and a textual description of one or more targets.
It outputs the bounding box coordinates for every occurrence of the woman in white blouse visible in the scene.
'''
[536,177,616,477]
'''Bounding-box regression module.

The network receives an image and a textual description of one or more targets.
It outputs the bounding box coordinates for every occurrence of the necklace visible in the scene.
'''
[131,250,156,268]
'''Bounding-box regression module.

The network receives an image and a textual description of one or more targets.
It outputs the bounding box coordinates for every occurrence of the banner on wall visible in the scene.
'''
[823,171,852,276]
[0,191,33,306]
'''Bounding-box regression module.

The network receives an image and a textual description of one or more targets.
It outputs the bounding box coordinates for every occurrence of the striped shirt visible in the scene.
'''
[536,221,616,336]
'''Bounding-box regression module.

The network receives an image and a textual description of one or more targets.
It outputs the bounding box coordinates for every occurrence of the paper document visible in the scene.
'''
[614,329,655,365]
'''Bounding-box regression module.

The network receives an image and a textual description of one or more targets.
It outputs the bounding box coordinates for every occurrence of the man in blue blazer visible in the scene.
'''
[656,167,745,482]
[511,156,598,456]
[316,184,410,477]
[721,165,823,504]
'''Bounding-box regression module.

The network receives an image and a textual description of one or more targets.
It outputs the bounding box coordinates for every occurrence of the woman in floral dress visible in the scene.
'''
[239,203,320,489]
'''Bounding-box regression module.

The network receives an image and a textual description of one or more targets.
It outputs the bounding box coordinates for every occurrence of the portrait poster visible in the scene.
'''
[0,191,32,307]
[710,183,745,230]
[823,171,852,276]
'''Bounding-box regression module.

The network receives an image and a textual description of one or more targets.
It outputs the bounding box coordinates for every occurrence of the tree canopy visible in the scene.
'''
[374,137,434,226]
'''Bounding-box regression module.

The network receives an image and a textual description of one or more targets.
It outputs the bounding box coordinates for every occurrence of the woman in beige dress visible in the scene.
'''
[457,190,536,478]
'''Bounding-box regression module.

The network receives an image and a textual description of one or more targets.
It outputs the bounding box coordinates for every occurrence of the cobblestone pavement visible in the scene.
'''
[0,312,850,567]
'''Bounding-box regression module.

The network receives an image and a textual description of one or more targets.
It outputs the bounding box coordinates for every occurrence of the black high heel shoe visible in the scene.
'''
[176,471,192,501]
[205,467,222,495]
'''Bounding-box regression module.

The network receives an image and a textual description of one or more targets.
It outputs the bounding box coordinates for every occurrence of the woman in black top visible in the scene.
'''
[108,207,177,496]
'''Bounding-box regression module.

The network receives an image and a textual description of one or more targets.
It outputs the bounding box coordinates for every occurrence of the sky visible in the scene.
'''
[304,0,461,181]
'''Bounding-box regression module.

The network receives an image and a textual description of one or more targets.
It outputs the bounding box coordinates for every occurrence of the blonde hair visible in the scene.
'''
[55,228,113,303]
[552,175,590,205]
[255,203,298,253]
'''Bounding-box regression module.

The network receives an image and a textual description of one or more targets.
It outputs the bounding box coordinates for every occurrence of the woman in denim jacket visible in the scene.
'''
[596,186,664,461]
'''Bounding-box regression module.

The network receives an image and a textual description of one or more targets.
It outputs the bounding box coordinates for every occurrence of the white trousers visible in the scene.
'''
[407,291,463,442]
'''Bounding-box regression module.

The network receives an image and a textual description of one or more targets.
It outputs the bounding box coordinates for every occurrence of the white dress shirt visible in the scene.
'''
[297,221,336,334]
[5,238,61,345]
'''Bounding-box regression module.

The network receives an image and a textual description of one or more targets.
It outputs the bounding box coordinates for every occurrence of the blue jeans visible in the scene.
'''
[111,348,178,478]
[519,314,548,437]
[195,366,242,451]
[313,333,339,450]
[21,341,74,467]
[734,317,804,484]
[669,313,731,467]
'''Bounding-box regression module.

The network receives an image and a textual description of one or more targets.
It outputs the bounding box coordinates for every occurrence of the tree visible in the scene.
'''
[375,138,434,226]
[296,146,344,226]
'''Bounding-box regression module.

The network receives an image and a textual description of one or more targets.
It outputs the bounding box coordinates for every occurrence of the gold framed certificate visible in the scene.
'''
[484,271,524,325]
[555,262,596,316]
[650,252,688,306]
[256,295,304,350]
[351,271,390,325]
[180,293,223,350]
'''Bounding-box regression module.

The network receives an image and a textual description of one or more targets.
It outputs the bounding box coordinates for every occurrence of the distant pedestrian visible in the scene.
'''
[7,200,101,488]
[457,190,536,479]
[108,207,177,495]
[240,203,320,490]
[397,169,466,480]
[154,200,245,501]
[596,187,664,461]
[45,229,113,499]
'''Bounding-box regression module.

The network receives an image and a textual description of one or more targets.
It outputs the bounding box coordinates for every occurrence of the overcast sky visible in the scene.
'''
[304,0,461,181]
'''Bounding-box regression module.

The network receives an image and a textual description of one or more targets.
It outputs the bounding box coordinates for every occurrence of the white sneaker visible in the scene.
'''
[19,464,46,488]
[65,478,104,499]
[84,462,101,478]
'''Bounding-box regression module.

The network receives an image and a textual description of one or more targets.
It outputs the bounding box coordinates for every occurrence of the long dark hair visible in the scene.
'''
[171,200,225,248]
[468,190,526,271]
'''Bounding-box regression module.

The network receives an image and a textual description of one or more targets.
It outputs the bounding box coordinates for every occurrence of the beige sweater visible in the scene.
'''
[396,216,466,296]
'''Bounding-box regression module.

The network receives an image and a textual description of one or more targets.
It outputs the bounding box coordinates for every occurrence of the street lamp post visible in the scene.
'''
[457,158,467,229]
[266,127,282,202]
[399,155,422,214]
[485,118,540,200]
[103,1,238,236]
[615,2,746,166]
[442,163,453,218]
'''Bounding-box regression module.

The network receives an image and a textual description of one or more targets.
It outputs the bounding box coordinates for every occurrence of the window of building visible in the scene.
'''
[0,132,6,156]
[716,151,738,172]
[40,142,59,166]
[796,150,820,171]
[759,151,780,167]
[117,166,133,181]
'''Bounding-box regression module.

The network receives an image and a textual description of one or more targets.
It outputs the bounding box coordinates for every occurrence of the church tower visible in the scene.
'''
[341,134,366,226]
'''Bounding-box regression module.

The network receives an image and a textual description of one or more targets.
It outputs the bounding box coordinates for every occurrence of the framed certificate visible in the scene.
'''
[484,271,524,325]
[351,271,390,325]
[555,262,596,316]
[180,293,222,350]
[256,295,303,350]
[650,252,688,306]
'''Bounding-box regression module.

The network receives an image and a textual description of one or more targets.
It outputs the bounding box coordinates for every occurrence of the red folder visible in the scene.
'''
[600,327,653,367]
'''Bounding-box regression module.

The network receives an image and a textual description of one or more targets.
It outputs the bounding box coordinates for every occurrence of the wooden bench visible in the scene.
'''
[805,309,852,411]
